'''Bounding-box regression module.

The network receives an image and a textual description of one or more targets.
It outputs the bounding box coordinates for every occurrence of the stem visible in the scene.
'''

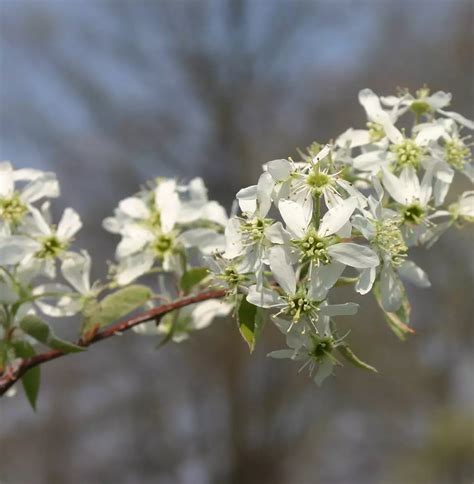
[0,288,226,397]
[314,195,321,229]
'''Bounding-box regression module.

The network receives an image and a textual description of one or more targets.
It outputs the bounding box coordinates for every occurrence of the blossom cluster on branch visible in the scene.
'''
[1,87,473,407]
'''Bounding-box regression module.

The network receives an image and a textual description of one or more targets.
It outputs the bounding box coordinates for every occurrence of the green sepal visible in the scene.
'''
[82,284,153,335]
[11,340,40,411]
[237,297,264,353]
[20,315,84,353]
[373,282,414,340]
[337,344,378,373]
[180,268,209,295]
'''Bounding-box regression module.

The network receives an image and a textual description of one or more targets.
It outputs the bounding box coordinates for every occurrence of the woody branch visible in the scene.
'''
[0,289,226,397]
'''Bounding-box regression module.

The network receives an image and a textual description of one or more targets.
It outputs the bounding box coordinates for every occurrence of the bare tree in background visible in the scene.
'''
[0,1,473,483]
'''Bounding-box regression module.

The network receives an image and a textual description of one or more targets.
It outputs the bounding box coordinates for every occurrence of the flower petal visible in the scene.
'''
[328,243,379,268]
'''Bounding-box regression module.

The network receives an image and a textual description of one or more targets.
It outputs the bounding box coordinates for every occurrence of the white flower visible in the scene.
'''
[380,87,474,129]
[106,177,227,285]
[134,299,232,342]
[0,161,59,227]
[277,197,379,298]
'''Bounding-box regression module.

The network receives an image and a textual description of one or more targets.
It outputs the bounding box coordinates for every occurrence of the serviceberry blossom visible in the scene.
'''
[1,86,473,407]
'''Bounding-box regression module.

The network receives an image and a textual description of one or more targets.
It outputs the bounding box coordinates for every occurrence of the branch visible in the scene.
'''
[0,289,226,397]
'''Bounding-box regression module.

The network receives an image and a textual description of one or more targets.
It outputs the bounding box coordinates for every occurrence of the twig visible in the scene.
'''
[0,289,226,397]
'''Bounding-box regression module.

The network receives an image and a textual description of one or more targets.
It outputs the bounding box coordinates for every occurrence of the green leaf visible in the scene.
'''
[0,340,9,372]
[337,344,378,373]
[237,298,264,353]
[12,341,40,411]
[20,315,83,353]
[373,282,414,340]
[83,284,153,334]
[180,268,209,294]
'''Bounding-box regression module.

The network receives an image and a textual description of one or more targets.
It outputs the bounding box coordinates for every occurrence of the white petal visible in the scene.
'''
[116,226,153,258]
[266,159,292,181]
[380,264,403,312]
[459,191,474,217]
[201,201,228,226]
[319,302,359,317]
[155,180,180,232]
[0,161,14,197]
[318,198,357,237]
[115,252,155,285]
[267,349,295,359]
[268,245,296,295]
[57,208,82,240]
[236,185,258,213]
[314,358,334,386]
[309,261,345,300]
[0,236,40,264]
[61,251,91,294]
[414,124,446,145]
[312,144,331,164]
[278,199,309,238]
[427,91,452,109]
[246,285,280,308]
[118,197,151,219]
[224,218,244,258]
[187,177,207,201]
[264,221,290,244]
[382,168,410,205]
[256,172,274,217]
[20,173,60,203]
[328,243,379,268]
[352,150,387,172]
[355,267,376,295]
[336,128,371,149]
[33,283,80,317]
[29,206,52,236]
[437,109,474,130]
[398,260,430,288]
[191,300,232,330]
[179,228,225,254]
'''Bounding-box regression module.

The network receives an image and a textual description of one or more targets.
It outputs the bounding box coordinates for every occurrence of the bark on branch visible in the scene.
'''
[0,289,226,397]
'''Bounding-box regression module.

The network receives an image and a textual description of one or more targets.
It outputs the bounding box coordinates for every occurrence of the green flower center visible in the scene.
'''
[392,139,423,169]
[36,236,67,259]
[306,170,333,196]
[152,233,174,257]
[402,203,425,225]
[223,266,245,286]
[0,193,28,224]
[410,100,431,117]
[367,122,385,142]
[310,335,334,360]
[241,217,269,242]
[282,292,319,324]
[293,227,333,265]
[445,140,470,170]
[374,217,407,267]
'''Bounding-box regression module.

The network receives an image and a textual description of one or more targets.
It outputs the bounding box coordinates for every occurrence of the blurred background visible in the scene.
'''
[0,1,473,483]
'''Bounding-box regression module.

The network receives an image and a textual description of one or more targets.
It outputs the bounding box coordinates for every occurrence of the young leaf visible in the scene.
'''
[12,341,40,411]
[82,284,153,334]
[20,315,83,353]
[180,268,209,294]
[0,340,9,373]
[337,344,378,373]
[237,298,264,353]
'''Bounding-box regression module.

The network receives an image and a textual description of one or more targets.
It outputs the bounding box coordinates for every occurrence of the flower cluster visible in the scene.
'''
[210,86,473,384]
[1,86,473,406]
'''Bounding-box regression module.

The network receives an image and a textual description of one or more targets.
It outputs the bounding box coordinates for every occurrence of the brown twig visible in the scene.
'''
[0,289,226,397]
